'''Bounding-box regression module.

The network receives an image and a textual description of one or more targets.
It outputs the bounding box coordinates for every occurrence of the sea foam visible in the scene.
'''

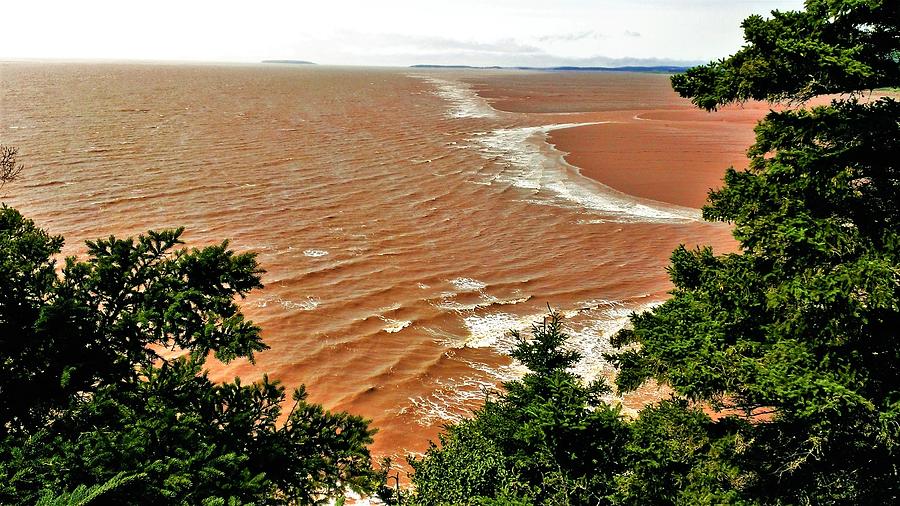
[255,295,320,311]
[406,301,651,426]
[474,124,699,222]
[449,276,487,291]
[414,74,700,222]
[406,359,523,426]
[408,74,498,119]
[413,298,661,423]
[380,317,412,334]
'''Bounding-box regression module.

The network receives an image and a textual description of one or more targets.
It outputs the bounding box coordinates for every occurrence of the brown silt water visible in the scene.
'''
[2,63,745,463]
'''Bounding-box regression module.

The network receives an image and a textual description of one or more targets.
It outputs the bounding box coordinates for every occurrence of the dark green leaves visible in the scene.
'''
[510,311,580,376]
[614,1,900,503]
[671,0,899,109]
[0,207,383,504]
[409,314,629,505]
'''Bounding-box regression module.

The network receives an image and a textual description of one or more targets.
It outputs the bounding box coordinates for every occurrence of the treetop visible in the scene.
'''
[671,0,900,110]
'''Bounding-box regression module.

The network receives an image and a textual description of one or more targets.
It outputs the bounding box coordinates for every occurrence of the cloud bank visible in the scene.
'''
[310,32,702,68]
[1,0,805,66]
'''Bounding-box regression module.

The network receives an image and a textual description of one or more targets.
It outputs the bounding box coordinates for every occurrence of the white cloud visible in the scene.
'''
[537,31,603,43]
[0,0,805,66]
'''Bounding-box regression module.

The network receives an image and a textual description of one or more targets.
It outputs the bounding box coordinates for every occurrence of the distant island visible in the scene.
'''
[410,64,689,73]
[262,60,316,65]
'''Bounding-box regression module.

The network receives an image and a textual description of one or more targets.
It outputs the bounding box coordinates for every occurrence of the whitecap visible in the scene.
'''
[406,375,503,426]
[405,356,526,427]
[255,295,320,311]
[461,312,532,351]
[380,317,412,334]
[412,302,669,426]
[303,249,329,258]
[449,277,487,291]
[432,293,531,313]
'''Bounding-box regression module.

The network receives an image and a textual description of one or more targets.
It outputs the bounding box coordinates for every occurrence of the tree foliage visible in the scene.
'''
[611,401,753,506]
[612,0,900,503]
[409,313,630,505]
[0,206,383,504]
[671,0,899,110]
[415,1,899,504]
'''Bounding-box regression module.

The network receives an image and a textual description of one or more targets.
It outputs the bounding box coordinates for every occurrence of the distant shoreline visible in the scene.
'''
[410,64,690,74]
[262,60,316,65]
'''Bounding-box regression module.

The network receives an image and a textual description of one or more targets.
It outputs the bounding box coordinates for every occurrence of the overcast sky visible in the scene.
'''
[3,0,804,67]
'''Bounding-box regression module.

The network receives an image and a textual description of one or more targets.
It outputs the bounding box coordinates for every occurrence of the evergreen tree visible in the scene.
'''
[613,0,900,503]
[0,193,383,504]
[405,2,899,503]
[409,313,630,505]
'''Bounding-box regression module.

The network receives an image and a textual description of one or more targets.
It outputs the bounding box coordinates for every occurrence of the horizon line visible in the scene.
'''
[0,55,705,69]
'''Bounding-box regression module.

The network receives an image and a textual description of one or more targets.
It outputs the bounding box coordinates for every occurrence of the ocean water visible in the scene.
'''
[0,62,733,461]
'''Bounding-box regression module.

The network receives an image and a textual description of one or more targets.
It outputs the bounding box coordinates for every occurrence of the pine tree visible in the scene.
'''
[0,198,383,504]
[409,312,629,505]
[613,1,900,503]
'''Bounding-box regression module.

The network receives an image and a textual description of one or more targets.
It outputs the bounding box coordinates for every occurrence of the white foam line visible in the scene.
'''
[408,74,498,119]
[432,294,531,313]
[379,316,412,334]
[409,72,698,222]
[449,277,487,291]
[474,123,699,222]
[255,295,320,311]
[409,299,666,426]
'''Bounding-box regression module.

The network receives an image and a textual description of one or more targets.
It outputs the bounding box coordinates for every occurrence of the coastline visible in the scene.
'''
[463,71,767,209]
[405,70,740,422]
[462,70,852,210]
[546,107,762,209]
[3,64,756,472]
